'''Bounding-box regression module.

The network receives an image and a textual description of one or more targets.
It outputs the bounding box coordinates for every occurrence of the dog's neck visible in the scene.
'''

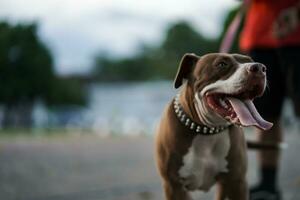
[178,83,203,125]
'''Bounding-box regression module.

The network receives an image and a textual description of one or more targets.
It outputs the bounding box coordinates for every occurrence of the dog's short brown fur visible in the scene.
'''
[155,53,272,200]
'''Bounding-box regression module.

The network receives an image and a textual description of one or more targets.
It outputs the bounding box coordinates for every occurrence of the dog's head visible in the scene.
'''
[174,53,273,130]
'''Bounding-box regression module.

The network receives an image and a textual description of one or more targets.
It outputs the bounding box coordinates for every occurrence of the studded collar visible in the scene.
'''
[173,94,230,135]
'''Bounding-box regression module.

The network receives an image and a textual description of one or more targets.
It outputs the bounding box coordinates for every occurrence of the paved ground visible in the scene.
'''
[0,128,299,200]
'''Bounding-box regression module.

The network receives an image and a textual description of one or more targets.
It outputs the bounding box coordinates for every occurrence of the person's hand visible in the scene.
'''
[273,4,300,39]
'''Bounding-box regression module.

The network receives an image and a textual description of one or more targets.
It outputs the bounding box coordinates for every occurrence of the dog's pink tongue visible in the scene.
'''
[227,97,273,130]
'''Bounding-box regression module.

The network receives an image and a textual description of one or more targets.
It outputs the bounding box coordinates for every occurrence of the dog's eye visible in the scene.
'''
[217,61,227,68]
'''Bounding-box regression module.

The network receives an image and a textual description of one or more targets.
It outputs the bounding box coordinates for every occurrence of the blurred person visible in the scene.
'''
[239,0,300,200]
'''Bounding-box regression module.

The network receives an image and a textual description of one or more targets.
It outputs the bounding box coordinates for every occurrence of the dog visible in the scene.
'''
[155,53,273,200]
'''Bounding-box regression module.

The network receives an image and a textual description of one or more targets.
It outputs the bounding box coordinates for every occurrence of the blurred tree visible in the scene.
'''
[93,6,242,82]
[160,21,217,58]
[93,21,218,81]
[152,21,218,79]
[94,54,154,81]
[0,22,86,128]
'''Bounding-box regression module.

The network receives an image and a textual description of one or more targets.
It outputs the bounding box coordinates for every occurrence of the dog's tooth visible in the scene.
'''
[219,98,228,109]
[225,116,230,120]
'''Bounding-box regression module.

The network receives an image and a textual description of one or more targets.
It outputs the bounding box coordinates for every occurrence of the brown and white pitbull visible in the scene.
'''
[155,53,273,200]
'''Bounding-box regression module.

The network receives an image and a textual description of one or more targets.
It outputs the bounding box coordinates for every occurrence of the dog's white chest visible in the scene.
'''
[178,130,231,192]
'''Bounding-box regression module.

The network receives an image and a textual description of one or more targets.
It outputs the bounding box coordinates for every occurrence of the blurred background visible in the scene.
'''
[0,0,241,132]
[0,0,299,200]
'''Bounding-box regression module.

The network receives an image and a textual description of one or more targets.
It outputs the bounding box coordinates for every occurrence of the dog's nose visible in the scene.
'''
[247,63,266,75]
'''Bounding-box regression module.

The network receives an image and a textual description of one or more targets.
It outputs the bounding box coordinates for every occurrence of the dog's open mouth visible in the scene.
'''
[206,90,273,130]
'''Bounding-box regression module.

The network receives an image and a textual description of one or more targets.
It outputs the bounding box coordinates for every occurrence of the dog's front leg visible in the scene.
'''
[215,178,248,200]
[163,180,192,200]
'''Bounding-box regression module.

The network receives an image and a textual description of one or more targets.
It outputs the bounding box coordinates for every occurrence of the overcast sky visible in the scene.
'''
[0,0,239,75]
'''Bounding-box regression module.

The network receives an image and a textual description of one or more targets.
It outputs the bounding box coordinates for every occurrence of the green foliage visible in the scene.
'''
[94,21,219,81]
[95,54,154,81]
[46,77,86,106]
[0,21,87,127]
[160,22,218,58]
[0,21,86,106]
[94,6,242,82]
[0,22,53,103]
[152,21,218,79]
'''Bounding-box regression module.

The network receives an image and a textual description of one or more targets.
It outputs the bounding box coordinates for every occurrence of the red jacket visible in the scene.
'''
[240,0,300,51]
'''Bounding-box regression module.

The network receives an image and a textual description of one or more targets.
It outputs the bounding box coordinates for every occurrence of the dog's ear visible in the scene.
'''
[174,53,200,89]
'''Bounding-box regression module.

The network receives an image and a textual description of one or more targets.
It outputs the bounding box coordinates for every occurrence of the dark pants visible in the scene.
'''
[250,46,300,120]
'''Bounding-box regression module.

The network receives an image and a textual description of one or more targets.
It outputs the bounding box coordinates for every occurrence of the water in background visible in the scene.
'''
[32,81,298,135]
[85,81,178,136]
[33,81,177,135]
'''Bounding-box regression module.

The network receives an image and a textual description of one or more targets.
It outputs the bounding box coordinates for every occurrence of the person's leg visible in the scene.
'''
[249,49,286,200]
[278,46,300,118]
[255,119,282,188]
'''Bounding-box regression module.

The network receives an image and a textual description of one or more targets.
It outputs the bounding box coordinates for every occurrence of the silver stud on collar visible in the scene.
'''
[190,122,195,130]
[173,94,229,135]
